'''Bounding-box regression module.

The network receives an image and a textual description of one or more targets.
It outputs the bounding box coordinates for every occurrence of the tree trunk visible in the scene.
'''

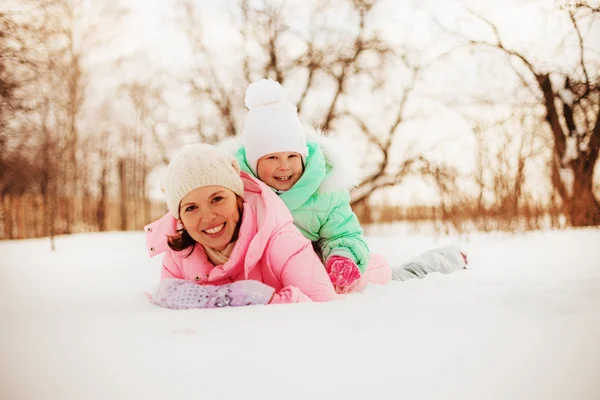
[41,98,56,249]
[0,195,11,240]
[537,74,600,227]
[118,159,127,231]
[97,166,107,231]
[568,159,600,226]
[143,165,150,226]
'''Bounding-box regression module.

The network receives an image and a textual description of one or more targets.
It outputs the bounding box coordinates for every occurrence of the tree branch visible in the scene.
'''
[568,10,591,95]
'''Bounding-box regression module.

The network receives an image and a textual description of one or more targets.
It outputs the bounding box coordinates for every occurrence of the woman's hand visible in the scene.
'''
[151,279,275,309]
[228,280,275,306]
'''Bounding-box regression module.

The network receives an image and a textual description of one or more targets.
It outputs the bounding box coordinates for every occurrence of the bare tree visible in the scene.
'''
[0,10,22,151]
[40,0,128,232]
[39,95,58,248]
[124,81,171,226]
[0,3,46,183]
[125,81,172,166]
[460,8,600,226]
[0,2,51,239]
[176,0,241,142]
[175,0,453,207]
[344,62,446,205]
[0,0,140,240]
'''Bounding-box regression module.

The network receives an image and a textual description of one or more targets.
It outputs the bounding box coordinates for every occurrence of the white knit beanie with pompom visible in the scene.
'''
[243,79,308,175]
[161,143,245,219]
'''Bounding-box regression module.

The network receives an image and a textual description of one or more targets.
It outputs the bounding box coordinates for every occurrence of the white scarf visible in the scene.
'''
[202,241,237,266]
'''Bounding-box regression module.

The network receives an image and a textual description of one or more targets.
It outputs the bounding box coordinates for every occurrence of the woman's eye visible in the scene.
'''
[212,196,224,203]
[185,205,197,212]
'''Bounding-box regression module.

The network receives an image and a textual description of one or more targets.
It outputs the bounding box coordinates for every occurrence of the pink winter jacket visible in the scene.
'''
[145,172,340,304]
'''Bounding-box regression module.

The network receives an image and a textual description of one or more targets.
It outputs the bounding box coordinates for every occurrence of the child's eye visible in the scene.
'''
[289,154,298,158]
[212,196,224,203]
[185,205,197,213]
[267,155,277,160]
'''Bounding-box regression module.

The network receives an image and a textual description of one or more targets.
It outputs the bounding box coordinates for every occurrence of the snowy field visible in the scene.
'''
[1,226,599,400]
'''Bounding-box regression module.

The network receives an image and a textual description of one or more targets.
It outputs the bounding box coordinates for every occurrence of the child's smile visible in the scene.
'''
[257,152,303,191]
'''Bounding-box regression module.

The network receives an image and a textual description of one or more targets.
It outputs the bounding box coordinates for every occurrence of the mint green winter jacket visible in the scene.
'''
[234,141,370,274]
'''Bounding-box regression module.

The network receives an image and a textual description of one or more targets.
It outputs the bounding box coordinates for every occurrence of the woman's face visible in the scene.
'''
[179,186,241,251]
[256,151,303,191]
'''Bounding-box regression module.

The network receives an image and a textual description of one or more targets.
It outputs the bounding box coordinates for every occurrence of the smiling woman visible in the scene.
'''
[145,143,359,309]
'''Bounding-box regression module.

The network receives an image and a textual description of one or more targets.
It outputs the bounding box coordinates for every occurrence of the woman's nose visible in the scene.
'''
[198,204,217,221]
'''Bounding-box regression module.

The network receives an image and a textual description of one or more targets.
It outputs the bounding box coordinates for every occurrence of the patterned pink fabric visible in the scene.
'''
[152,279,275,309]
[326,256,362,294]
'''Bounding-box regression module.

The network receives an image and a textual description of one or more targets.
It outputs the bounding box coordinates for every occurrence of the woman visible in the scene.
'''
[145,143,391,309]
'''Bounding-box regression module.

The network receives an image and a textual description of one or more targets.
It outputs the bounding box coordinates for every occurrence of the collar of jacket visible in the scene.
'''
[236,142,328,211]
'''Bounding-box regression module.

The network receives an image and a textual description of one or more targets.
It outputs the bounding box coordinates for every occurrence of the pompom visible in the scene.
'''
[244,79,287,109]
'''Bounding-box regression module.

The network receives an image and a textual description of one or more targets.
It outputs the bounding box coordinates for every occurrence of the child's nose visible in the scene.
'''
[277,160,291,170]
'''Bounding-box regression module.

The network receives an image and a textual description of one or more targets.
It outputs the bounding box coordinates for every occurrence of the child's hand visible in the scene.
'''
[326,256,361,294]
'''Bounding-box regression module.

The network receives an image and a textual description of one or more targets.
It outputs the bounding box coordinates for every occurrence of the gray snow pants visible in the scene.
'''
[391,245,467,281]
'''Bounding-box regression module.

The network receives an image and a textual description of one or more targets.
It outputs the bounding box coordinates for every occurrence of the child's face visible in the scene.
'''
[256,151,303,191]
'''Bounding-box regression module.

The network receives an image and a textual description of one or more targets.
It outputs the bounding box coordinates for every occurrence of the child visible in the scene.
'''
[220,79,469,293]
[221,79,378,293]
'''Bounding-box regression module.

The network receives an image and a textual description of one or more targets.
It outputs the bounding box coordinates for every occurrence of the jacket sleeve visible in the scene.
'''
[268,230,340,303]
[318,191,370,274]
[160,251,184,280]
[270,286,313,304]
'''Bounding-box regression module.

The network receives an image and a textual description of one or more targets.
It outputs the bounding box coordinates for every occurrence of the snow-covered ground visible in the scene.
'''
[1,227,599,400]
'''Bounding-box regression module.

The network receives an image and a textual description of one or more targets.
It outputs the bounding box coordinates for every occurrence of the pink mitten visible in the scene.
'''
[326,256,361,294]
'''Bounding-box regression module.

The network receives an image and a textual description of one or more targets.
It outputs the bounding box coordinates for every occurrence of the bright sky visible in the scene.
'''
[94,0,599,205]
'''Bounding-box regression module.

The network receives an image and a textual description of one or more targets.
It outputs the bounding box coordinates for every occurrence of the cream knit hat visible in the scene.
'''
[243,79,308,175]
[162,143,245,219]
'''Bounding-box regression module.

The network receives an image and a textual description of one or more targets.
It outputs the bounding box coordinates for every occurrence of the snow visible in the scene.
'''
[559,89,575,107]
[562,135,580,165]
[1,227,600,400]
